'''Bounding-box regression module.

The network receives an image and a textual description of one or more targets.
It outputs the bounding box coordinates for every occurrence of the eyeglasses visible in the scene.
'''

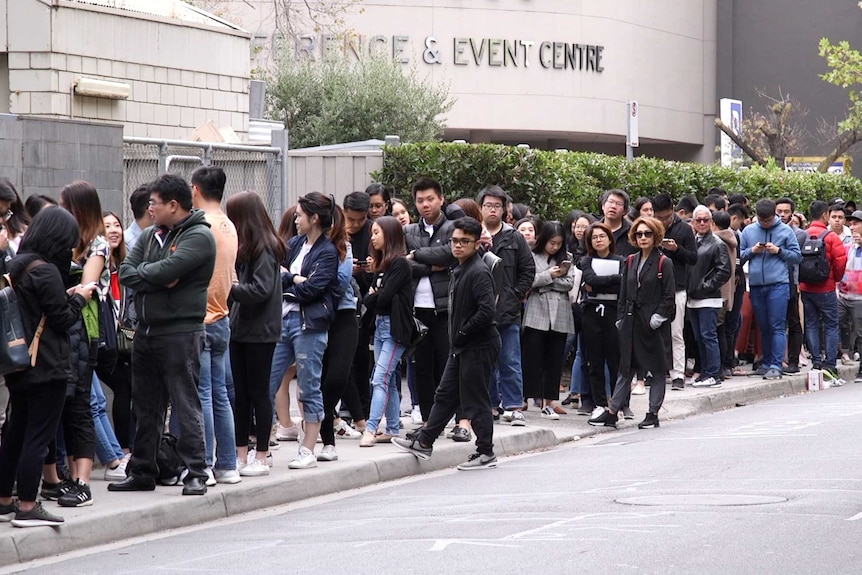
[450,238,476,246]
[148,200,164,207]
[634,230,654,238]
[604,199,625,208]
[0,210,12,221]
[693,217,712,223]
[482,203,504,211]
[591,234,609,240]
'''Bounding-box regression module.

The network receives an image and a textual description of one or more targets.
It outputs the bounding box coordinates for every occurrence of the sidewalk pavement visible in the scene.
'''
[0,363,855,568]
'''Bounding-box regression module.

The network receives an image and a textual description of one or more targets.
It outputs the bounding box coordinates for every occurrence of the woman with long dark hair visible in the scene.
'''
[268,192,343,468]
[391,198,412,227]
[589,216,676,430]
[56,180,109,507]
[0,179,29,259]
[225,192,284,477]
[578,222,624,415]
[522,221,576,418]
[359,216,413,447]
[366,183,391,220]
[0,208,95,527]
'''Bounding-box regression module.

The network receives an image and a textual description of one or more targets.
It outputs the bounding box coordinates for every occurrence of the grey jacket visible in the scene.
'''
[523,252,576,334]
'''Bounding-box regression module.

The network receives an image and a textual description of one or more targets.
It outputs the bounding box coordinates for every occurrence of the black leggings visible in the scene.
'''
[522,327,568,400]
[230,341,276,450]
[62,370,95,460]
[96,358,133,450]
[582,303,620,408]
[321,309,359,446]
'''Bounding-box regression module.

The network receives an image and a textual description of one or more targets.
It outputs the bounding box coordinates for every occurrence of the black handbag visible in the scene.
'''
[404,314,429,357]
[116,288,134,358]
[0,261,47,375]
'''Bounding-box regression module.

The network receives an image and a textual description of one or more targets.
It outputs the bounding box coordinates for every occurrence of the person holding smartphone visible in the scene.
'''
[522,221,577,419]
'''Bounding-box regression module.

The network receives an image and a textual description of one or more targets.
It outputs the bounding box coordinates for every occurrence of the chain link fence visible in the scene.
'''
[123,138,286,225]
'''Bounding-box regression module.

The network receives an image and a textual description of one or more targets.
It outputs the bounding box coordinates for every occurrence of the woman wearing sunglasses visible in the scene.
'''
[589,216,675,430]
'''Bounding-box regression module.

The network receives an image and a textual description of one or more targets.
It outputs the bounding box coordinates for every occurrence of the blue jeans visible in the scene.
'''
[200,317,237,471]
[688,306,721,378]
[749,283,790,371]
[489,323,525,411]
[268,312,327,423]
[367,316,405,435]
[802,290,840,370]
[90,374,124,465]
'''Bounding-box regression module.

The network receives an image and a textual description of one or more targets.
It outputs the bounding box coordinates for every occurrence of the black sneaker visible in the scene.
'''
[855,371,862,384]
[11,502,64,528]
[457,452,498,471]
[671,378,684,391]
[391,436,433,460]
[784,364,800,374]
[638,412,660,429]
[621,406,635,420]
[40,478,74,501]
[58,480,93,508]
[561,394,577,406]
[450,426,472,442]
[588,408,618,428]
[0,500,17,522]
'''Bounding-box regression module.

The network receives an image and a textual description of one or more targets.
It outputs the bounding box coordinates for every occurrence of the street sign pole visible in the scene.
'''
[626,100,639,162]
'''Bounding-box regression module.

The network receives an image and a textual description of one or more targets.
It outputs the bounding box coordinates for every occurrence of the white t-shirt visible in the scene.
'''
[283,242,312,316]
[413,219,437,309]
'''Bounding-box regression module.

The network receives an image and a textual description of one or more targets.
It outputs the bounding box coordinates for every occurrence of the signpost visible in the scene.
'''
[627,100,638,162]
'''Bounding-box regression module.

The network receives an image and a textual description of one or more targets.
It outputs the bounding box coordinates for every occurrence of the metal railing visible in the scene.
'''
[123,137,288,225]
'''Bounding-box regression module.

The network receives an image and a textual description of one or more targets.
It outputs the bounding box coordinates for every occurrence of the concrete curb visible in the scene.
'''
[0,365,854,568]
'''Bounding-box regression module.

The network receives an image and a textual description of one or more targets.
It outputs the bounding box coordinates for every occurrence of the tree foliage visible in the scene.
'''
[374,143,862,221]
[266,55,453,149]
[818,36,862,170]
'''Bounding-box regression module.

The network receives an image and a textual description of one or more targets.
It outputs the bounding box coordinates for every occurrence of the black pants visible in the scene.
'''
[321,309,359,446]
[787,283,803,366]
[97,358,133,450]
[129,331,207,482]
[344,321,373,420]
[231,340,276,450]
[522,327,568,401]
[413,309,450,421]
[0,382,66,502]
[582,303,619,408]
[418,344,500,456]
[724,283,746,368]
[62,370,95,460]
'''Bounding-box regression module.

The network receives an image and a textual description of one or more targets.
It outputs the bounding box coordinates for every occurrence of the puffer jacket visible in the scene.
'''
[404,212,456,312]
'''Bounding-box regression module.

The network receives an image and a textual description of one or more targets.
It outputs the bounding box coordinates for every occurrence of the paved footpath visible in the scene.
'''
[0,364,854,568]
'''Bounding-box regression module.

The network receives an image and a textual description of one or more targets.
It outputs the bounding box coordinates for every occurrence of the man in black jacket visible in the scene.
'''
[653,193,698,389]
[575,189,637,260]
[478,186,535,426]
[687,205,732,388]
[393,217,501,470]
[113,175,216,496]
[404,178,457,422]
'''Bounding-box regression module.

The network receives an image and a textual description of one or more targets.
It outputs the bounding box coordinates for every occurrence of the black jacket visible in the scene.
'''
[365,256,414,346]
[349,219,374,296]
[405,212,457,312]
[658,214,698,292]
[230,248,281,343]
[489,224,535,325]
[448,252,500,354]
[578,254,625,306]
[5,259,86,389]
[119,210,216,336]
[686,231,732,301]
[282,234,339,332]
[576,218,637,260]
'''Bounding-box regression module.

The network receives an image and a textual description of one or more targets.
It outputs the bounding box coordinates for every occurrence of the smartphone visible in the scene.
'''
[559,260,572,273]
[757,242,766,248]
[354,259,369,267]
[661,238,672,245]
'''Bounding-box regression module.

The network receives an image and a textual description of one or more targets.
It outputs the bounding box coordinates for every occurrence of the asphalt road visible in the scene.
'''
[7,385,862,575]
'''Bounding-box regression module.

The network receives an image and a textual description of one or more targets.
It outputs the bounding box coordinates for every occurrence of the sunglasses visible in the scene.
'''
[693,217,711,223]
[634,230,654,238]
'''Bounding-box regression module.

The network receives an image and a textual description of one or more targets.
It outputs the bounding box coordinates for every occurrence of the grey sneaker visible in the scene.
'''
[671,378,684,390]
[763,368,783,380]
[11,502,64,528]
[457,452,498,471]
[391,436,433,460]
[0,500,17,522]
[509,410,526,426]
[621,406,635,420]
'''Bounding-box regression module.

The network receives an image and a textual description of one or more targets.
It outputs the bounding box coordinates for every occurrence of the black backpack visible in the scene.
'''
[799,230,831,284]
[156,433,185,485]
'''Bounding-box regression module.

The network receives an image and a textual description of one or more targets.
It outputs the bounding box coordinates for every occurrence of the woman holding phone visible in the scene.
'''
[522,221,576,419]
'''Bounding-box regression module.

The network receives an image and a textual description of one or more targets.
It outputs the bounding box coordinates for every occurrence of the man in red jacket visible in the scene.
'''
[800,201,848,379]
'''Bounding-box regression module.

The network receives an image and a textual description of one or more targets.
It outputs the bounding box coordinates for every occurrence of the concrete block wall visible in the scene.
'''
[0,115,125,216]
[6,0,251,140]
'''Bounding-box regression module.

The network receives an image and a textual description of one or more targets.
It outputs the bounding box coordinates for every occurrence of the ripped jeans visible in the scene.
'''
[267,311,328,423]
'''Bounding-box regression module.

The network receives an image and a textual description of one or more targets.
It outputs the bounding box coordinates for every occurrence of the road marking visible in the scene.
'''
[846,512,862,521]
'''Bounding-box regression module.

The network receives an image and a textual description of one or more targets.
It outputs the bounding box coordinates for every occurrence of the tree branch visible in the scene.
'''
[714,118,769,166]
[818,129,862,172]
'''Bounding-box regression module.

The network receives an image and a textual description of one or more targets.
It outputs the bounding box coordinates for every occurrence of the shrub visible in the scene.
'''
[372,143,862,220]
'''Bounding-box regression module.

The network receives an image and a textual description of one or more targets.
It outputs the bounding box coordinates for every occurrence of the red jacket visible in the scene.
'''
[799,220,847,293]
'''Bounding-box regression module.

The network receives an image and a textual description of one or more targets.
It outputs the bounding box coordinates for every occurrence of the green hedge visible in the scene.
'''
[371,143,862,220]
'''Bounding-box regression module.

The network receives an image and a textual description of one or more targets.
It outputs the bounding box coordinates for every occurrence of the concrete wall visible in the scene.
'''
[5,0,251,139]
[0,114,125,215]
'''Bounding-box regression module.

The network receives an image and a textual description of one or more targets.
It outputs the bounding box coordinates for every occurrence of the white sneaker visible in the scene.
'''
[509,410,526,426]
[288,446,317,469]
[590,406,606,419]
[239,458,270,477]
[276,423,300,441]
[103,459,127,481]
[540,406,560,420]
[204,467,217,486]
[213,468,242,484]
[410,406,423,425]
[692,377,720,388]
[317,445,338,462]
[334,420,362,439]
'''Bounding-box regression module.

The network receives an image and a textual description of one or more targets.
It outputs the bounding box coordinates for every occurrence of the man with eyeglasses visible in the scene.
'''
[739,198,801,380]
[686,205,731,388]
[478,185,535,427]
[394,216,501,470]
[651,193,697,389]
[576,189,637,260]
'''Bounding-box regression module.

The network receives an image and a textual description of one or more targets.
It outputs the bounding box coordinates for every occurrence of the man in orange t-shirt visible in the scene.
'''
[191,167,240,485]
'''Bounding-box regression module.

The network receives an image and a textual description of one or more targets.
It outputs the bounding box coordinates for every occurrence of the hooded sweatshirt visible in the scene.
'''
[714,228,738,310]
[739,216,801,287]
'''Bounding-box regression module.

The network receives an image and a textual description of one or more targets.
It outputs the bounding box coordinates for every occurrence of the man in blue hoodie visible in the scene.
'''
[740,198,802,379]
